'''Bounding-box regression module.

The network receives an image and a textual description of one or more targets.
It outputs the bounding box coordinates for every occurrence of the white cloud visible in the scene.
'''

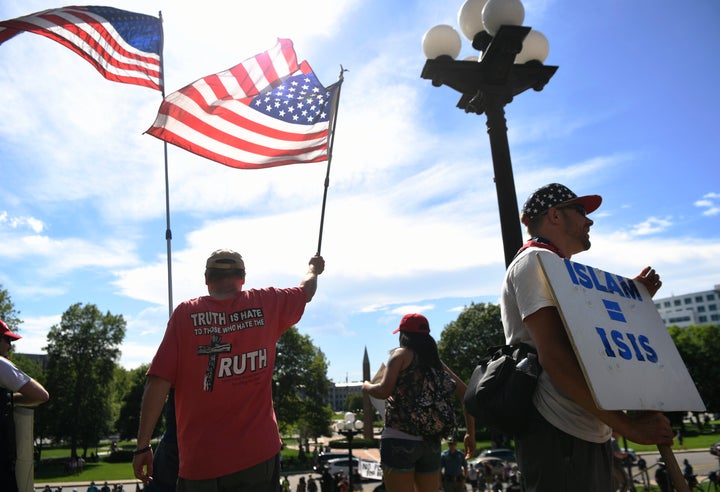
[0,212,44,233]
[630,216,672,236]
[11,314,60,354]
[695,192,720,216]
[390,304,435,315]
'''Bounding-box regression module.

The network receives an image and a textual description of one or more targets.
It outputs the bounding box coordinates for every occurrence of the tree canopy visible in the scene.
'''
[44,303,126,456]
[273,327,333,438]
[668,324,720,413]
[0,284,23,332]
[437,302,504,383]
[116,364,152,441]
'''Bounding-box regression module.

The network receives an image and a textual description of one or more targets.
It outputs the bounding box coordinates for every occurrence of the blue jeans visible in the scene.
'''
[380,438,441,474]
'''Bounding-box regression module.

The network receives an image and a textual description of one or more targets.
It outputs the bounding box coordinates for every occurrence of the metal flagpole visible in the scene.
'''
[159,11,173,318]
[316,66,346,256]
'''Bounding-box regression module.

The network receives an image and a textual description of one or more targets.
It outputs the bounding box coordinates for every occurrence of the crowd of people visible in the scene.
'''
[282,470,352,492]
[126,183,674,492]
[39,482,134,492]
[1,182,682,492]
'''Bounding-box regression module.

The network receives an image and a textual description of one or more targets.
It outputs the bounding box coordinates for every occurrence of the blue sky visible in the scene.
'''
[0,0,718,384]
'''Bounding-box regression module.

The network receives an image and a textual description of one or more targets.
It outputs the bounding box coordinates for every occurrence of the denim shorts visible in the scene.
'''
[380,438,441,474]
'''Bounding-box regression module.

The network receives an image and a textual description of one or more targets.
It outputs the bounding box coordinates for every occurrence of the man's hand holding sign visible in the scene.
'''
[500,183,703,492]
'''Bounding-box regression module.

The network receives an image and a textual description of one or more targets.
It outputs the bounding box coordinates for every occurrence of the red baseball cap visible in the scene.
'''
[0,319,21,340]
[392,313,431,334]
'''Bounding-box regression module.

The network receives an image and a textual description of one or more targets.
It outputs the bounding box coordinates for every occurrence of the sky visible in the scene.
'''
[0,0,718,384]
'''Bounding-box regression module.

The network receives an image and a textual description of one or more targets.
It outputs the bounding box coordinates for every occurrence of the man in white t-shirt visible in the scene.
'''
[500,183,674,492]
[0,319,50,492]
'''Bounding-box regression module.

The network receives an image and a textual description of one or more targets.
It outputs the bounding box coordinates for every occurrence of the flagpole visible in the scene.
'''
[316,66,346,256]
[159,11,173,318]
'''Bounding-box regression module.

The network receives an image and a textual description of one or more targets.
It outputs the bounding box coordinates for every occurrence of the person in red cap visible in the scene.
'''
[1,319,50,492]
[133,250,325,491]
[500,183,672,492]
[362,313,475,492]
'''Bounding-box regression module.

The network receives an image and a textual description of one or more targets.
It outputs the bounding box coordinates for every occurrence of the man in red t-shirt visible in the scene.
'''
[133,249,325,491]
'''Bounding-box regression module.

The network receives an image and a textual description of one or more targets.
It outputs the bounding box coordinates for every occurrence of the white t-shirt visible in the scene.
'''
[0,356,31,392]
[500,247,611,443]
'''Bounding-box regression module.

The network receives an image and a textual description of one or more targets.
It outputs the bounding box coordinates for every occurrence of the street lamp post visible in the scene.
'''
[336,412,363,490]
[421,0,558,267]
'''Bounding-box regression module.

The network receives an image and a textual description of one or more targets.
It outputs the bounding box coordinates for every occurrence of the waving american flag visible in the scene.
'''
[146,38,341,169]
[0,6,163,91]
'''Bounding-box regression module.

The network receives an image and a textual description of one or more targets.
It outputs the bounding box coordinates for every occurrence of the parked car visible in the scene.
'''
[325,457,360,476]
[710,441,720,456]
[469,457,509,482]
[313,451,348,473]
[478,448,516,463]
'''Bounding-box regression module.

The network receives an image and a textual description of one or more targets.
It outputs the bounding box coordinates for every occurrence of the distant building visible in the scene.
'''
[326,381,363,412]
[14,353,48,371]
[654,284,720,327]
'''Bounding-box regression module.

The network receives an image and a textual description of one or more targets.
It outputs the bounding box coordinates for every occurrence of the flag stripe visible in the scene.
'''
[150,92,330,163]
[159,94,330,151]
[146,38,340,169]
[151,111,329,169]
[55,11,160,73]
[154,130,329,169]
[0,6,162,90]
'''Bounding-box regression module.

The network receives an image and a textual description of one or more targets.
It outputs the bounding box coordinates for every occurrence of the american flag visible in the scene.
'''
[146,38,341,169]
[0,6,163,91]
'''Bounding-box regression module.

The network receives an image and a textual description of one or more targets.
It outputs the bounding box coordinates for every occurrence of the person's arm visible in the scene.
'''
[132,375,172,484]
[362,348,410,399]
[300,255,325,302]
[13,378,49,407]
[524,306,673,445]
[443,362,476,458]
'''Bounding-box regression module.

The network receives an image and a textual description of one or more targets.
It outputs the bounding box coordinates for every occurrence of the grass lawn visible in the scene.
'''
[34,441,142,484]
[35,460,137,483]
[34,439,310,484]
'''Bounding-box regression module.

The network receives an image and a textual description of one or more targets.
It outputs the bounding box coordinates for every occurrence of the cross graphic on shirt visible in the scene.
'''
[197,333,231,392]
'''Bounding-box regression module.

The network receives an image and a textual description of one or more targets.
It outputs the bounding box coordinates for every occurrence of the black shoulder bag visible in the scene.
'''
[463,343,541,436]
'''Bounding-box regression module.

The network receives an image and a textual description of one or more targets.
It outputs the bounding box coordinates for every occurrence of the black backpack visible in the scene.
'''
[463,343,540,435]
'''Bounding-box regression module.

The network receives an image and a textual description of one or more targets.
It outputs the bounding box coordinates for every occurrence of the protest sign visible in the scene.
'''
[538,253,705,412]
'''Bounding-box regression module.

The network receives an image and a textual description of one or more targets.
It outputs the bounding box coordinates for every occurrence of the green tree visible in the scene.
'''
[344,392,364,413]
[116,364,154,440]
[44,303,126,457]
[111,365,129,432]
[273,327,333,438]
[0,284,23,332]
[668,324,720,415]
[115,364,165,439]
[437,302,504,383]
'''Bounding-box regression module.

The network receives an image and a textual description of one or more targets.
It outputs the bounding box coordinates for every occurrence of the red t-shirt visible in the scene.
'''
[148,287,307,480]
